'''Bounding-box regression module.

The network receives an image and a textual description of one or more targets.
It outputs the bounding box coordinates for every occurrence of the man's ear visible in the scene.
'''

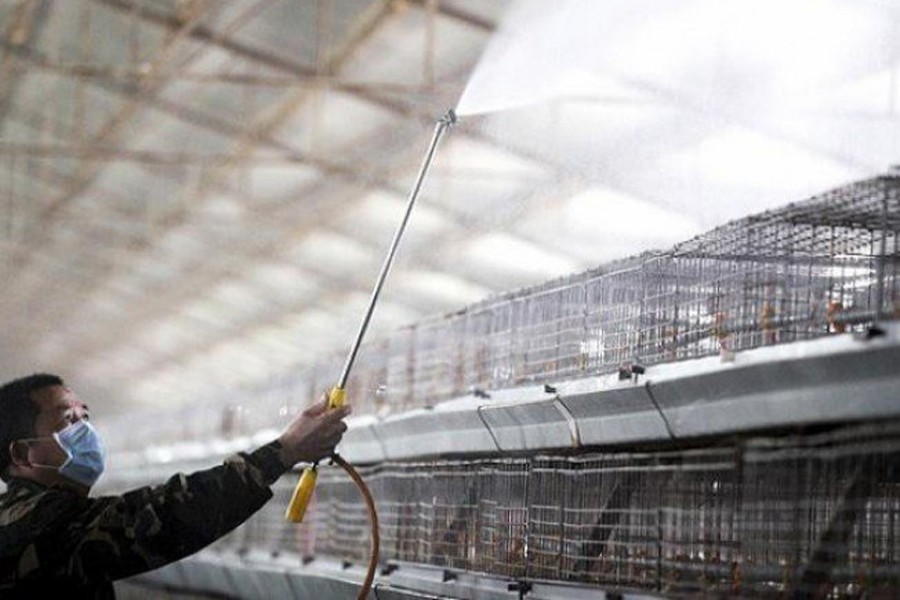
[8,440,30,468]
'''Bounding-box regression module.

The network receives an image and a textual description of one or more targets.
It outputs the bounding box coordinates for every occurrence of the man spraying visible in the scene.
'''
[0,373,350,599]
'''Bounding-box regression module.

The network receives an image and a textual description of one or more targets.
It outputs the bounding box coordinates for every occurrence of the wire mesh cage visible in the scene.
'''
[253,422,898,597]
[385,325,416,412]
[411,317,460,407]
[656,449,740,595]
[517,277,590,383]
[378,462,429,563]
[459,304,494,396]
[477,459,529,578]
[345,338,388,415]
[428,460,482,571]
[736,426,900,598]
[558,452,663,589]
[314,465,373,564]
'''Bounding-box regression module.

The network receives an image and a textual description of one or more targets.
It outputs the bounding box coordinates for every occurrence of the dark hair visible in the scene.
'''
[0,373,64,481]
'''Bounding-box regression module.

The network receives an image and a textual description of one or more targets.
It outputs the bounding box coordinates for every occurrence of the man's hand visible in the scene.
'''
[277,395,351,467]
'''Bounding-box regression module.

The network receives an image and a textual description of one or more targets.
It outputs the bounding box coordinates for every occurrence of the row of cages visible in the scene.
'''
[104,174,900,452]
[217,421,900,598]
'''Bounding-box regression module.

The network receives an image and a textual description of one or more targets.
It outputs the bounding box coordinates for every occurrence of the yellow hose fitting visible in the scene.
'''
[285,387,343,523]
[285,466,318,523]
[328,386,346,409]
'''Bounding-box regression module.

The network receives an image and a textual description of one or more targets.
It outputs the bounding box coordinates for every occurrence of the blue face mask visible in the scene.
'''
[26,420,107,487]
[54,420,106,487]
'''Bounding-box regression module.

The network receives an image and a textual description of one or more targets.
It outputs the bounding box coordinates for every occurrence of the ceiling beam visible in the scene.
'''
[0,139,312,166]
[408,0,493,32]
[92,0,559,174]
[0,0,52,131]
[16,57,438,92]
[0,0,228,292]
[37,0,264,222]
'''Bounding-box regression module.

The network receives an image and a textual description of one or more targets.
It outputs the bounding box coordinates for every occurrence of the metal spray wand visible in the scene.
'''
[285,108,457,523]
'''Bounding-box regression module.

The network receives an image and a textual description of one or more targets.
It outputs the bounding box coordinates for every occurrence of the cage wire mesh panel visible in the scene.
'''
[358,173,897,407]
[429,460,482,570]
[460,304,494,396]
[379,463,428,563]
[323,160,898,416]
[345,338,388,415]
[386,326,416,412]
[411,317,459,406]
[517,278,590,383]
[478,459,529,578]
[230,422,900,597]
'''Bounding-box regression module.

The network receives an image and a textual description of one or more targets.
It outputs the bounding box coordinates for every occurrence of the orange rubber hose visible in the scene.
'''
[333,454,380,600]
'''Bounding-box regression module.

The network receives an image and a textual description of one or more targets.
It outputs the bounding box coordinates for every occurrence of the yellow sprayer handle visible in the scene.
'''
[327,385,346,409]
[285,466,317,522]
[285,386,346,523]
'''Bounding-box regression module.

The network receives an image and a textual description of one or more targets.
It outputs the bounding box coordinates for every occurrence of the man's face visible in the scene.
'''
[12,385,91,491]
[32,384,90,436]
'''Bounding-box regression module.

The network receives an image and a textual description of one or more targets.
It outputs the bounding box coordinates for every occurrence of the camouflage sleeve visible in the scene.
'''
[63,439,288,581]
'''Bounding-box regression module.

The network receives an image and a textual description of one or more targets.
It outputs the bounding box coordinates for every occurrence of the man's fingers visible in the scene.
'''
[302,394,330,417]
[323,419,348,442]
[303,394,353,418]
[321,419,347,442]
[321,405,352,423]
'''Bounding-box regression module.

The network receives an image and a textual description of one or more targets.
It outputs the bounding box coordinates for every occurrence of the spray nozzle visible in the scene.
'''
[441,108,457,127]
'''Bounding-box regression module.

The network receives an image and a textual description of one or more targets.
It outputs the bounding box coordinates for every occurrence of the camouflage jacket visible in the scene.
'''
[0,440,287,599]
